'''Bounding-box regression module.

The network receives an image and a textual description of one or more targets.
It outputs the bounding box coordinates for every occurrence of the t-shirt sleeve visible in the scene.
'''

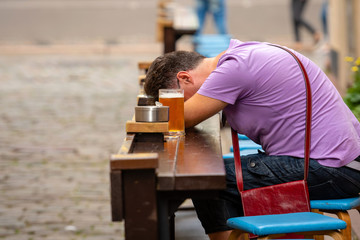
[197,55,255,105]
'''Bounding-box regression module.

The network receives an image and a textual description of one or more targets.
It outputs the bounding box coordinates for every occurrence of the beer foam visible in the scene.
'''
[159,93,184,98]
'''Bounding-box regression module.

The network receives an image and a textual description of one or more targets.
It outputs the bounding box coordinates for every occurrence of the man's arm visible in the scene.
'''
[184,93,228,128]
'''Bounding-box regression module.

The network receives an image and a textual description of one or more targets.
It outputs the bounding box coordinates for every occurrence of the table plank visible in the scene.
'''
[126,114,226,191]
[175,114,225,190]
[131,134,177,190]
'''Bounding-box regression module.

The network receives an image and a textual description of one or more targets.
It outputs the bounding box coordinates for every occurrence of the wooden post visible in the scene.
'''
[110,153,159,240]
[123,169,158,240]
[353,0,360,58]
[164,26,176,53]
[328,0,349,95]
[110,170,123,221]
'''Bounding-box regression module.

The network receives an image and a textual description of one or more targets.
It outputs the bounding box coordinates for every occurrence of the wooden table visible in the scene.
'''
[157,1,198,53]
[110,114,226,240]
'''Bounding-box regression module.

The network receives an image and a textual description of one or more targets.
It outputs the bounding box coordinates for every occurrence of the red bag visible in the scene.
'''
[232,44,312,217]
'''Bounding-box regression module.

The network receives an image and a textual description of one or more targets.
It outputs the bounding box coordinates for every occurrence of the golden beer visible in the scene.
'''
[159,89,185,135]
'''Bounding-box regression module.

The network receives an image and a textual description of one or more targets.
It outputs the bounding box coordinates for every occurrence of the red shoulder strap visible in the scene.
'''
[232,44,312,192]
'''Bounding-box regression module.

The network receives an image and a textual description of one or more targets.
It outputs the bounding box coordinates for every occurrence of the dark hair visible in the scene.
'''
[144,51,205,100]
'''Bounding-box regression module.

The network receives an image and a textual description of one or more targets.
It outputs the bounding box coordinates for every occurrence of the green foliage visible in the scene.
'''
[343,57,360,119]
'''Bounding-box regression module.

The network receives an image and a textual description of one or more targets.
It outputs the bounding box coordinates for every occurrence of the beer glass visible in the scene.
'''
[159,89,185,136]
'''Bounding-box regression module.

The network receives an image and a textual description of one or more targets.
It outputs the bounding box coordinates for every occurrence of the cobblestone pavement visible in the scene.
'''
[0,51,158,240]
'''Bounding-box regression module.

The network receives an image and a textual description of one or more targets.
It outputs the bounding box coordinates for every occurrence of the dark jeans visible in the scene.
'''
[192,153,360,234]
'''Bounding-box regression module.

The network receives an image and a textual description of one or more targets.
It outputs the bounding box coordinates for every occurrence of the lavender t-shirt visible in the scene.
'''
[198,39,360,167]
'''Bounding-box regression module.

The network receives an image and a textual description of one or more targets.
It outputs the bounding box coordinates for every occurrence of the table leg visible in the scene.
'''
[158,193,188,240]
[158,196,171,240]
[123,169,158,240]
[164,26,176,53]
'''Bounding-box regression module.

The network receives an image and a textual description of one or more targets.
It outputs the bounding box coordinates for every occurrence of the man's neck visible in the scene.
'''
[202,51,226,74]
[204,51,225,73]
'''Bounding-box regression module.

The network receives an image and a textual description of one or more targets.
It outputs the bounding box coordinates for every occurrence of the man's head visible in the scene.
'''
[144,51,205,101]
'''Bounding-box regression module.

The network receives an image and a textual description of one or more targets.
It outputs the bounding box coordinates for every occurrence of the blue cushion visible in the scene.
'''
[194,34,231,57]
[195,49,226,57]
[310,197,360,210]
[230,140,262,152]
[227,212,346,236]
[193,34,231,44]
[238,134,249,140]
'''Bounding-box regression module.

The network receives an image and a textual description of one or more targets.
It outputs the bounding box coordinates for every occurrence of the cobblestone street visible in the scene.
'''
[0,51,159,240]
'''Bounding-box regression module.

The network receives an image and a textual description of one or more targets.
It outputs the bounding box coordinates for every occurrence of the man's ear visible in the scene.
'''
[177,71,193,85]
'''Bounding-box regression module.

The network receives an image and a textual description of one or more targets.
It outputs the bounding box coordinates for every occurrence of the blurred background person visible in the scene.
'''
[321,0,328,42]
[196,0,228,35]
[291,0,321,49]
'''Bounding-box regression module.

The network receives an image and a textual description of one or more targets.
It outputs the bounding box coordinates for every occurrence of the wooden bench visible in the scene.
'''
[156,0,198,53]
[311,197,360,240]
[110,112,226,240]
[137,61,152,86]
[138,61,152,73]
